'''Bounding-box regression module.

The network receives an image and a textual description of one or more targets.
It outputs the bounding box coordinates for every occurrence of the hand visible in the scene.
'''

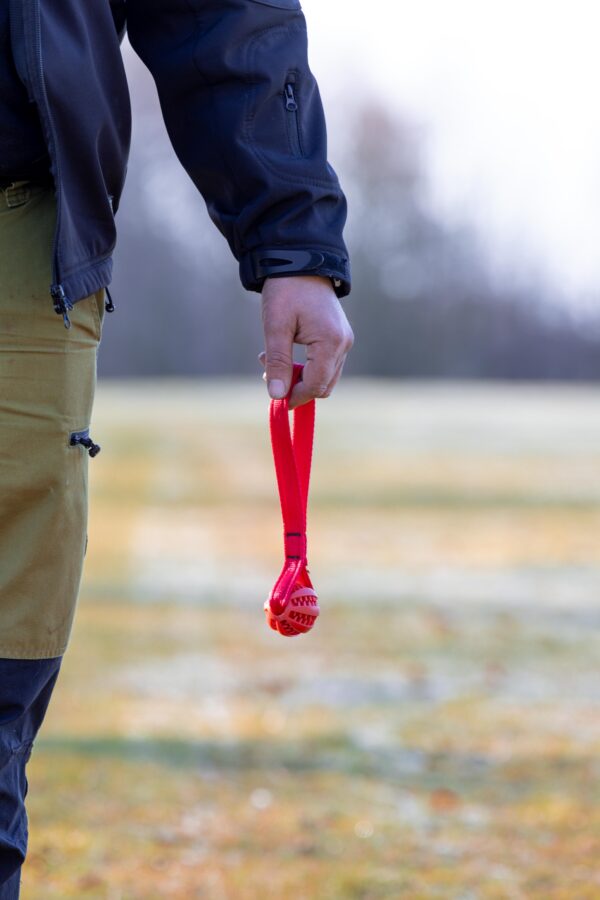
[259,275,354,410]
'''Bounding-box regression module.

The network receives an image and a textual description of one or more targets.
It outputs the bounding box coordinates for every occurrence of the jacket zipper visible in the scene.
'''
[50,284,73,329]
[28,0,71,326]
[29,1,115,326]
[284,76,302,158]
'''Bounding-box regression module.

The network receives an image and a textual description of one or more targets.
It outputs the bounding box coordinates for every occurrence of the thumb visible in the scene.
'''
[263,329,294,401]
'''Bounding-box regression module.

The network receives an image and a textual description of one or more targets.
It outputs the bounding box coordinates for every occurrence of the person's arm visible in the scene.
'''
[126,0,350,298]
[126,0,353,406]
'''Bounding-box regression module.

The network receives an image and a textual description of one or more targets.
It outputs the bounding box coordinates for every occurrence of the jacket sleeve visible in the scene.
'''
[126,0,351,297]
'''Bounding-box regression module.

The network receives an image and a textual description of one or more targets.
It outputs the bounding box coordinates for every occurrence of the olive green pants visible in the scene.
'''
[0,181,105,659]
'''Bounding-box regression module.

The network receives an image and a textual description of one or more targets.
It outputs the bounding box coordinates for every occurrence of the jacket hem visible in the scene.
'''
[60,256,113,305]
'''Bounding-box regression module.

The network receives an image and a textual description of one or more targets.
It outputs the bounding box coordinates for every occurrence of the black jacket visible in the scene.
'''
[7,0,351,326]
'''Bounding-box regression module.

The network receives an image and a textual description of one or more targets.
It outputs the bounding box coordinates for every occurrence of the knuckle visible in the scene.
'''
[328,326,354,352]
[266,348,292,368]
[309,383,331,398]
[328,327,347,347]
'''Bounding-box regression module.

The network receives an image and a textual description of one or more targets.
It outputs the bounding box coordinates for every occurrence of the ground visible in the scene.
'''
[23,380,600,899]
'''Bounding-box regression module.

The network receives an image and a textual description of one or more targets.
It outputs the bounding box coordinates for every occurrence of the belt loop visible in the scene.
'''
[3,181,31,209]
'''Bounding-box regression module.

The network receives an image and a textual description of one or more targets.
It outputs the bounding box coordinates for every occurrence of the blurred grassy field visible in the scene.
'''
[24,380,600,899]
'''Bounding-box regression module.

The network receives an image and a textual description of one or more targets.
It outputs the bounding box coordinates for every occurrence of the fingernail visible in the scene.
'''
[268,379,286,399]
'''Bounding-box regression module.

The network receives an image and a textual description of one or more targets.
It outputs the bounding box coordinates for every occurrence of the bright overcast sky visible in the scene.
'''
[302,0,600,304]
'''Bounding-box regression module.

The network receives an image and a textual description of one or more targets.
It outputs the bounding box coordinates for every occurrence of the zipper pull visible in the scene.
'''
[83,437,101,458]
[104,285,115,313]
[70,432,101,457]
[284,83,298,112]
[50,284,74,329]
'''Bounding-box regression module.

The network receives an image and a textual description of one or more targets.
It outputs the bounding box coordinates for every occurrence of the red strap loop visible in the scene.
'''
[264,364,320,637]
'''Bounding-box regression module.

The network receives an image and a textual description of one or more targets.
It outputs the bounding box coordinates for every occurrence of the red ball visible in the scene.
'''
[264,584,320,637]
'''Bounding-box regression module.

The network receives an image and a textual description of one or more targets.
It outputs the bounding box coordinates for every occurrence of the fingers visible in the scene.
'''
[288,341,348,410]
[326,353,347,394]
[261,318,294,401]
[259,343,351,409]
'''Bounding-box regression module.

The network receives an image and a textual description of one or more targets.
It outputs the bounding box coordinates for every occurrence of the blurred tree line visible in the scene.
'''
[101,51,600,380]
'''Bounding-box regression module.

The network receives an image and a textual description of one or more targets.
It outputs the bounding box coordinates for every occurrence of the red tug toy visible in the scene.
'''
[264,363,320,637]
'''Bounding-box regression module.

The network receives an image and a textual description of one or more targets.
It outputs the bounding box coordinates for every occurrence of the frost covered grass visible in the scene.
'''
[24,380,600,898]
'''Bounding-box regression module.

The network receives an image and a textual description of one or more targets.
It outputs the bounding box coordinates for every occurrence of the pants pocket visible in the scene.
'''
[72,289,106,344]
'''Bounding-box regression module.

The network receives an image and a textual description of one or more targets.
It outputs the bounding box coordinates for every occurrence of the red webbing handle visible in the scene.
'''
[264,364,320,637]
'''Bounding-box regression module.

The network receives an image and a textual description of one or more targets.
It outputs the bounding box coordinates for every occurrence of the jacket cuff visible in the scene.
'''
[240,247,351,299]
